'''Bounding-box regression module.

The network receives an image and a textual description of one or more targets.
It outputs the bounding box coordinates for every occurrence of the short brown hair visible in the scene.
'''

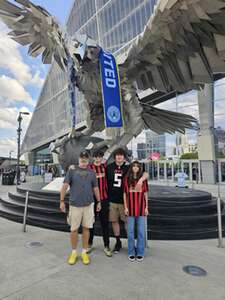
[79,151,89,159]
[113,148,126,158]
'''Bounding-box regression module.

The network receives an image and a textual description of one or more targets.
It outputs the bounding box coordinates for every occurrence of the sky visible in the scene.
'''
[0,0,74,158]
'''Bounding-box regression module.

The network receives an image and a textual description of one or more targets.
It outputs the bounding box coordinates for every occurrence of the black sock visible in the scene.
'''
[116,236,121,243]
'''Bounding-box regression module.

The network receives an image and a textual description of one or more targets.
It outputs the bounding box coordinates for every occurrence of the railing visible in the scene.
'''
[143,159,225,184]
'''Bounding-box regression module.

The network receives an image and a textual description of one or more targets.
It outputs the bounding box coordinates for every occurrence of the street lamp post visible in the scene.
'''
[9,150,14,166]
[16,111,30,185]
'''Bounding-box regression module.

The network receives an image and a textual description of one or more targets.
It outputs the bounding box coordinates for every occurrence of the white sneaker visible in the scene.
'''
[136,256,144,262]
[128,256,135,262]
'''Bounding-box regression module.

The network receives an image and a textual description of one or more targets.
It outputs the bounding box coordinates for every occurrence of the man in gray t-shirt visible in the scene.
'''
[60,151,101,265]
[64,167,98,207]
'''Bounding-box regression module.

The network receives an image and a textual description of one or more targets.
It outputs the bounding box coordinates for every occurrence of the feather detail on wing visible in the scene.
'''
[141,104,198,134]
[119,0,225,93]
[0,0,67,70]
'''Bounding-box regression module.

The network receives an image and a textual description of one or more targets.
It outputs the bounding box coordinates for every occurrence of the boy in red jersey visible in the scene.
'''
[124,161,149,262]
[88,150,112,257]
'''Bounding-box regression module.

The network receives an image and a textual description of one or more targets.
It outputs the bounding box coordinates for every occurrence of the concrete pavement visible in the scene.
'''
[1,181,225,299]
[0,217,225,300]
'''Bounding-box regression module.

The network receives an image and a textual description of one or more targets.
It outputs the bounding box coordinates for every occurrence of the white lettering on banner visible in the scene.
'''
[103,53,117,89]
[103,52,112,59]
[105,68,115,78]
[104,58,114,68]
[106,78,116,88]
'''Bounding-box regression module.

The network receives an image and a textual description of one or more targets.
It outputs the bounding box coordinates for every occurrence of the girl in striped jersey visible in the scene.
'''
[124,161,149,262]
[88,150,112,257]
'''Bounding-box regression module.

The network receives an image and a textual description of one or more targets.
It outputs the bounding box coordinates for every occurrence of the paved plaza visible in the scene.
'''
[0,182,225,300]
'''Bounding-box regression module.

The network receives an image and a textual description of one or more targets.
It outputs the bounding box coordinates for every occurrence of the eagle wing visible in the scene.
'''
[119,0,225,93]
[0,0,67,70]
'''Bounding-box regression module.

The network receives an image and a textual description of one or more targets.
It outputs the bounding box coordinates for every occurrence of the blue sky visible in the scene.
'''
[0,0,74,157]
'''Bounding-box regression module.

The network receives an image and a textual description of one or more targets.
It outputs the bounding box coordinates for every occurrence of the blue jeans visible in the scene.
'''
[127,216,145,257]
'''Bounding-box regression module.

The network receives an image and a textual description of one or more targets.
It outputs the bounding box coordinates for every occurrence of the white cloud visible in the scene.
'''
[30,70,45,88]
[0,75,34,106]
[0,138,17,158]
[0,26,45,88]
[0,105,32,158]
[0,29,32,85]
[0,106,32,134]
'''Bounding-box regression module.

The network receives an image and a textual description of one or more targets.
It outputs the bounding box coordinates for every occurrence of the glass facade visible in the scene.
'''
[128,89,199,160]
[214,78,225,158]
[22,0,158,154]
[67,0,157,54]
[34,147,53,165]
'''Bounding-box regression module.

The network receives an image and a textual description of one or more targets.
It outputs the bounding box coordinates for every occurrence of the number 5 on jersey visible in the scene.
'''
[113,173,122,187]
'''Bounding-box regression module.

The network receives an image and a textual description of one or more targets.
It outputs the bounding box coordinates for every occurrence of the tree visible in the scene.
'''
[180,152,198,159]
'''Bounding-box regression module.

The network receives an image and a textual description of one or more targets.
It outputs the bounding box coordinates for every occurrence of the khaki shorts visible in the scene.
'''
[67,203,94,232]
[109,203,126,223]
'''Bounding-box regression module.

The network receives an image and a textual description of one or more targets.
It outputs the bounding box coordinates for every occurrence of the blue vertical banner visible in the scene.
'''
[99,49,123,128]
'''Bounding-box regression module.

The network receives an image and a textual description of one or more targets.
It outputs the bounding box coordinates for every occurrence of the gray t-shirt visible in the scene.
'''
[64,167,98,207]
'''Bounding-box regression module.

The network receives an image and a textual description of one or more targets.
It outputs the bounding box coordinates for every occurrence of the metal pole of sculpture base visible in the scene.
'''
[23,191,29,233]
[217,183,224,248]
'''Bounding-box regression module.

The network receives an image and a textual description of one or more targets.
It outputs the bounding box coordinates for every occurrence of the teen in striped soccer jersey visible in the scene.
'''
[124,161,149,262]
[107,148,148,253]
[88,150,112,257]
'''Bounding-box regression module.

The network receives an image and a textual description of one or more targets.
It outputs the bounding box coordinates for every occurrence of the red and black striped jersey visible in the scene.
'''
[89,163,108,200]
[124,178,149,217]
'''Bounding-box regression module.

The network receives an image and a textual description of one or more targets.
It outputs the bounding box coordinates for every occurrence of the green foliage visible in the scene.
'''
[180,152,198,159]
[216,151,225,158]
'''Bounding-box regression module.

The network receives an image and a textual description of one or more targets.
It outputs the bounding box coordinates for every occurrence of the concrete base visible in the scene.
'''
[200,160,216,184]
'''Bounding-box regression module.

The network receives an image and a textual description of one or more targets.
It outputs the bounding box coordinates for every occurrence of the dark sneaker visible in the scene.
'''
[137,256,144,262]
[128,256,135,262]
[113,241,122,253]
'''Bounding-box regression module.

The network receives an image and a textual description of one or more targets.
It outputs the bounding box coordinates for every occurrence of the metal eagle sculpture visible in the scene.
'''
[1,0,225,164]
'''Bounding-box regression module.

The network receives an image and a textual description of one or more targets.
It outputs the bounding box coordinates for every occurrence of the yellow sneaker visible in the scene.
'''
[81,252,90,265]
[67,251,78,265]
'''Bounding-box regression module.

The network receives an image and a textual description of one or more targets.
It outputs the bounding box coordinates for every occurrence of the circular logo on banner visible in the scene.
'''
[107,106,121,123]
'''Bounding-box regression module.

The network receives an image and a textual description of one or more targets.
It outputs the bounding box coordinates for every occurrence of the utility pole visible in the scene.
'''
[16,112,30,185]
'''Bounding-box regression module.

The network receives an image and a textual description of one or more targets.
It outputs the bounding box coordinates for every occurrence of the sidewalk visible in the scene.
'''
[0,217,225,300]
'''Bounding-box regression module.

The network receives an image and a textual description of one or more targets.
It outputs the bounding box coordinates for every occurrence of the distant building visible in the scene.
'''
[0,157,17,170]
[176,134,198,154]
[137,143,148,160]
[145,130,166,157]
[215,126,225,155]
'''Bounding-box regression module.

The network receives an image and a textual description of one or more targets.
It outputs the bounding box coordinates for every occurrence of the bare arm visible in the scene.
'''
[145,192,149,215]
[124,192,129,215]
[60,183,69,212]
[136,172,149,190]
[93,186,101,212]
[142,172,149,181]
[93,186,100,202]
